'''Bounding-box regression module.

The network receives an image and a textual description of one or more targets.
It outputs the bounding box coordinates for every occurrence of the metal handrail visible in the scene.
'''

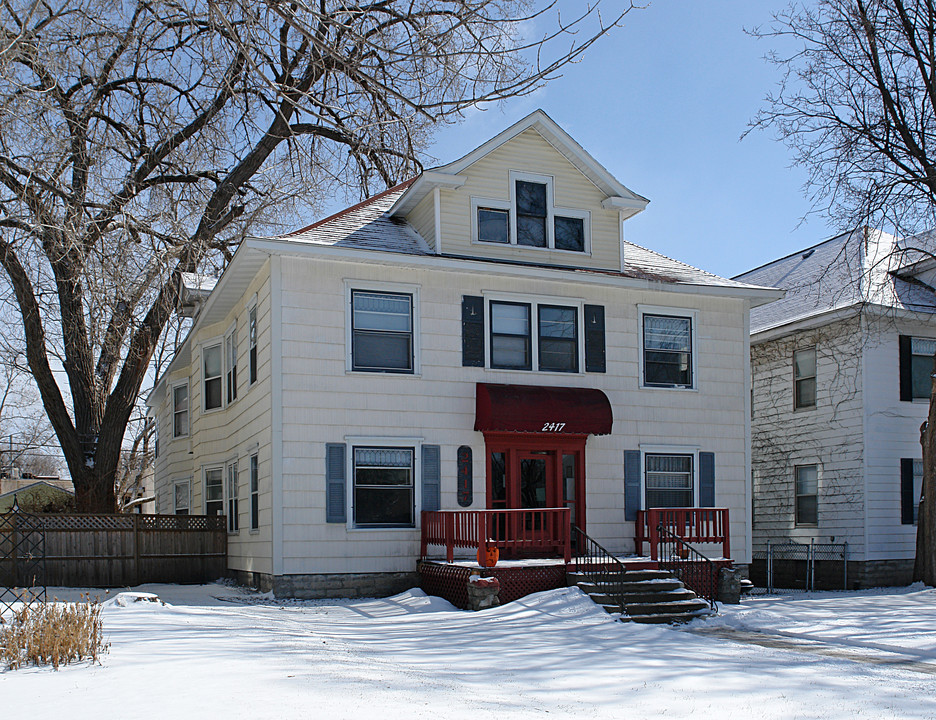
[656,523,718,611]
[571,525,629,615]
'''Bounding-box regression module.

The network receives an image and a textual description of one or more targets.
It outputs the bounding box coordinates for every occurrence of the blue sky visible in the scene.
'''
[424,1,831,279]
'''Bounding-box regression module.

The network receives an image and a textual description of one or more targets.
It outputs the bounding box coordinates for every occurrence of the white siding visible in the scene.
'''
[275,255,752,575]
[861,315,931,561]
[435,128,622,271]
[153,261,275,576]
[750,318,866,557]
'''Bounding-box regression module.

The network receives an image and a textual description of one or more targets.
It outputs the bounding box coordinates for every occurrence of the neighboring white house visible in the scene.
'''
[735,228,936,587]
[147,110,779,597]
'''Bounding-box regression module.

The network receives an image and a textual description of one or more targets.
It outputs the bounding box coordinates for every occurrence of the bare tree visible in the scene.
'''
[0,0,633,512]
[752,0,936,584]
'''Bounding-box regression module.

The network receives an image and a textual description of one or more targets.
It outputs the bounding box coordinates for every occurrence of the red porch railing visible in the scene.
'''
[421,508,572,566]
[635,507,730,561]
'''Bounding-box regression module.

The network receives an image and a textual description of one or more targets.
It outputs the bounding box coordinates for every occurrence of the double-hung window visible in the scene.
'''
[489,299,580,372]
[173,479,191,515]
[516,180,548,247]
[204,466,223,517]
[490,301,532,370]
[477,206,510,244]
[910,337,936,399]
[203,344,222,410]
[172,383,189,438]
[351,290,414,373]
[794,347,817,409]
[226,461,239,533]
[249,453,259,530]
[225,326,238,404]
[795,464,818,526]
[645,454,693,508]
[642,313,693,388]
[538,305,578,372]
[352,447,415,527]
[248,305,258,385]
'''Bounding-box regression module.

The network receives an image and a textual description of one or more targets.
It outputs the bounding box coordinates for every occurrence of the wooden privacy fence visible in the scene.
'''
[0,513,227,588]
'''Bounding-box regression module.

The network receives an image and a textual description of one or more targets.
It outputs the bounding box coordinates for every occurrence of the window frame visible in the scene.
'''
[224,323,238,405]
[484,293,584,374]
[345,436,423,531]
[172,478,191,516]
[248,301,258,386]
[469,171,591,254]
[345,282,420,375]
[913,459,923,525]
[489,300,533,370]
[638,306,696,390]
[537,304,579,373]
[910,336,936,400]
[202,341,223,412]
[249,452,260,531]
[226,459,239,534]
[793,347,817,410]
[171,381,189,439]
[642,451,696,509]
[203,465,224,517]
[794,464,819,527]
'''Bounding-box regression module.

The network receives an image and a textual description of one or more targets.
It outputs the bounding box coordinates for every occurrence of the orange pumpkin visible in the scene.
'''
[477,545,499,568]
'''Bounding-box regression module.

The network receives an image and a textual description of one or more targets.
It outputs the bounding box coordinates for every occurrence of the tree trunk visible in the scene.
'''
[915,372,936,585]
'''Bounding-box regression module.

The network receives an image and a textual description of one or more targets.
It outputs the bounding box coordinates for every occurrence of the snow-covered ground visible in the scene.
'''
[2,583,936,719]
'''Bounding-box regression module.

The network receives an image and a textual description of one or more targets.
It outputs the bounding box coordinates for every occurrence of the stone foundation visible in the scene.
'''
[271,571,419,599]
[232,569,274,593]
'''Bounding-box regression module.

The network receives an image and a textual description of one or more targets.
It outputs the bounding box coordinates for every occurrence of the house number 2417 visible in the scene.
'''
[541,422,566,432]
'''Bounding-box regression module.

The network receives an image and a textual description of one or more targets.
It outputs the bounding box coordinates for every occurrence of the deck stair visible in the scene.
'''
[568,568,713,624]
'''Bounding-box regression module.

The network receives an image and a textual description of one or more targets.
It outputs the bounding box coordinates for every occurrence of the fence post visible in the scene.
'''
[843,541,848,591]
[767,540,772,594]
[133,514,141,587]
[808,538,815,592]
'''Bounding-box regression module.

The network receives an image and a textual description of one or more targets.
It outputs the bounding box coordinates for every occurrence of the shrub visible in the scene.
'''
[0,595,108,670]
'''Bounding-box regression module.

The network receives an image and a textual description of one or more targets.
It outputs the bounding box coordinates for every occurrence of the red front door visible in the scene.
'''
[485,433,586,537]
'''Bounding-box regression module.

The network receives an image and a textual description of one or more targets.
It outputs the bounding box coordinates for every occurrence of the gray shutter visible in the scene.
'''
[584,304,606,373]
[901,458,916,525]
[699,452,715,507]
[422,445,441,512]
[462,296,485,367]
[325,443,346,523]
[624,450,641,521]
[899,335,912,401]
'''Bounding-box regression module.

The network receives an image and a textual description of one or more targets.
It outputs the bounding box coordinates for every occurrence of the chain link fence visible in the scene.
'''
[750,540,849,593]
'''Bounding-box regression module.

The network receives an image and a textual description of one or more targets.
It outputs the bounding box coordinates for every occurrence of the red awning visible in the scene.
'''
[474,383,613,436]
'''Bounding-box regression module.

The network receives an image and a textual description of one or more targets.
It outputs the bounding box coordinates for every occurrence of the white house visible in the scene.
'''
[148,111,778,598]
[735,228,936,587]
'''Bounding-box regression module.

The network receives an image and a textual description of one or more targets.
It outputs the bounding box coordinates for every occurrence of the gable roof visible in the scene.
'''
[734,228,936,336]
[388,110,649,218]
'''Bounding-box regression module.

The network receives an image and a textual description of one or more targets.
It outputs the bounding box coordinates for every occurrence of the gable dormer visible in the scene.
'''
[391,110,647,272]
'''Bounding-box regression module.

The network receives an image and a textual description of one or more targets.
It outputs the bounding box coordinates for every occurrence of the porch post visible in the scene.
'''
[722,508,730,559]
[445,512,454,563]
[648,509,659,562]
[562,508,572,563]
[477,512,488,567]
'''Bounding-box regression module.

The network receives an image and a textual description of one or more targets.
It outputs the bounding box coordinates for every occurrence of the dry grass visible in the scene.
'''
[0,595,108,670]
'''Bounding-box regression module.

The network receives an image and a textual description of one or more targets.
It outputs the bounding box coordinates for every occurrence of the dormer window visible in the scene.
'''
[472,171,590,253]
[516,180,548,247]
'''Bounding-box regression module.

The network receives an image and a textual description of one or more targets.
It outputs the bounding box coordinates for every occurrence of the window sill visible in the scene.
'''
[346,369,421,378]
[347,526,418,533]
[640,384,697,392]
[793,404,817,412]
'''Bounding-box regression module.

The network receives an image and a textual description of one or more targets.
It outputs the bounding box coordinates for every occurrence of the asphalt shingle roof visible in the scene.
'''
[734,229,936,335]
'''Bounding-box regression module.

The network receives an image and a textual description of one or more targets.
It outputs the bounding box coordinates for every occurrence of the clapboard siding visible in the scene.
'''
[276,255,752,573]
[438,128,622,271]
[861,318,932,560]
[750,318,866,556]
[152,261,274,576]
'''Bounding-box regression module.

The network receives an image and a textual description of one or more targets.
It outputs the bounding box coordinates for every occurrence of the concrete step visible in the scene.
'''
[620,608,714,624]
[624,598,711,616]
[578,579,684,595]
[589,588,698,606]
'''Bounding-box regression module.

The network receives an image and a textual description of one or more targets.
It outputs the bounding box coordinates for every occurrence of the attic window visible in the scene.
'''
[471,172,590,253]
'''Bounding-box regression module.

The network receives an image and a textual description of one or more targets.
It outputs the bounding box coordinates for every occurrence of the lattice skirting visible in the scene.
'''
[418,561,567,610]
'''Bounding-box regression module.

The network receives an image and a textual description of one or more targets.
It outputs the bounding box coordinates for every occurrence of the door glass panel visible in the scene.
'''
[563,453,576,528]
[520,458,547,509]
[490,452,506,509]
